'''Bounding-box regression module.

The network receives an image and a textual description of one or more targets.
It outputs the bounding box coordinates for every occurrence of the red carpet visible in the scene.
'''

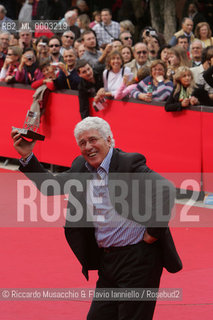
[0,169,212,319]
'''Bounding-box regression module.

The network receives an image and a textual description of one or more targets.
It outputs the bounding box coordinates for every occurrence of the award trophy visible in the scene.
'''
[12,110,45,141]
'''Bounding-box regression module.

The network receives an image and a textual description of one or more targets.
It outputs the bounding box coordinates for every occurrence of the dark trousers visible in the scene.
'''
[87,240,163,320]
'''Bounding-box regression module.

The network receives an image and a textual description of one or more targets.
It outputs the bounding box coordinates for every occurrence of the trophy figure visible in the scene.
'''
[12,110,45,141]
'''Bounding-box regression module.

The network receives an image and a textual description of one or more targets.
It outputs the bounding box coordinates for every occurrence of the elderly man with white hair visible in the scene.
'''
[59,10,81,40]
[0,5,13,31]
[12,115,182,320]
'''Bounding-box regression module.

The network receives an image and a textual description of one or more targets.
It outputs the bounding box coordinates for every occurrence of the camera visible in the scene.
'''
[25,55,34,61]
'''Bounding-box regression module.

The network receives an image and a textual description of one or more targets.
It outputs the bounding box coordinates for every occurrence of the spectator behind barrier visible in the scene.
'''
[102,50,133,98]
[194,22,213,48]
[48,36,64,63]
[157,45,171,68]
[0,39,5,71]
[89,11,101,29]
[190,45,213,103]
[0,31,10,54]
[190,40,203,67]
[203,56,213,87]
[77,43,85,58]
[18,29,33,50]
[147,35,160,62]
[77,14,90,34]
[60,31,75,56]
[131,59,173,103]
[125,42,149,78]
[58,10,81,40]
[176,35,189,52]
[120,45,134,64]
[114,65,150,100]
[92,8,120,47]
[165,66,212,111]
[35,36,49,63]
[0,45,22,83]
[81,30,112,72]
[76,59,104,119]
[15,48,43,85]
[169,17,194,47]
[119,31,133,47]
[53,48,80,90]
[167,46,191,80]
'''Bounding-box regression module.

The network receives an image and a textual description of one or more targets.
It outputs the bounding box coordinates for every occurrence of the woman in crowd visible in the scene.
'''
[157,45,171,67]
[101,50,133,97]
[167,46,191,80]
[147,35,160,62]
[119,20,135,36]
[35,36,49,63]
[15,48,43,85]
[194,22,213,47]
[120,45,134,64]
[89,10,101,28]
[165,66,203,111]
[77,14,90,33]
[0,46,22,83]
[131,59,173,102]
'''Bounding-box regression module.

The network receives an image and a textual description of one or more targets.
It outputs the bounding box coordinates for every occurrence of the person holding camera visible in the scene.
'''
[15,48,43,85]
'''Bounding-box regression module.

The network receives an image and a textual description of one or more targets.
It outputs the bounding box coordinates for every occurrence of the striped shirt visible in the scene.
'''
[131,75,174,102]
[86,147,145,248]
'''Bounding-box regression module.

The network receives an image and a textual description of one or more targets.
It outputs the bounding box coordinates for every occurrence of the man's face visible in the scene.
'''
[66,13,77,27]
[182,19,193,34]
[134,43,148,65]
[63,49,76,67]
[191,42,202,60]
[49,39,61,55]
[78,129,111,168]
[177,38,189,51]
[112,40,122,51]
[83,32,96,50]
[101,10,111,25]
[0,33,10,50]
[120,32,133,46]
[19,32,32,46]
[78,63,94,82]
[62,32,75,48]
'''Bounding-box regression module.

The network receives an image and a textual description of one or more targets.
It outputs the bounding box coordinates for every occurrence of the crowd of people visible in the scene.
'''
[1,3,213,118]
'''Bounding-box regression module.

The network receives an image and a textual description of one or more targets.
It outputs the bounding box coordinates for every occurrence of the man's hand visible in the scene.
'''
[11,129,36,159]
[143,230,157,244]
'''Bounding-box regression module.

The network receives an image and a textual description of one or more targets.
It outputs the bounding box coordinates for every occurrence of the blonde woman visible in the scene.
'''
[165,66,200,111]
[194,22,213,47]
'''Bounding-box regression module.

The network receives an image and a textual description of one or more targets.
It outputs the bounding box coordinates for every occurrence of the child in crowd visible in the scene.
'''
[114,66,150,100]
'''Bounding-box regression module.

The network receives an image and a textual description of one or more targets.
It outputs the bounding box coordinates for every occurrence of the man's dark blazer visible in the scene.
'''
[20,148,182,280]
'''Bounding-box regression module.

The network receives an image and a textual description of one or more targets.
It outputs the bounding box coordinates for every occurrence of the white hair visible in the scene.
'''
[65,10,76,20]
[0,5,7,15]
[74,117,115,147]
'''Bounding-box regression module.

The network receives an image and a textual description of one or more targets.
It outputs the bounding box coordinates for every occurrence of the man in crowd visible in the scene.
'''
[169,17,194,47]
[120,31,133,47]
[0,39,5,71]
[18,29,33,50]
[190,40,203,67]
[93,8,120,47]
[63,10,81,40]
[125,42,149,78]
[53,48,80,90]
[60,31,75,56]
[76,59,104,119]
[0,31,10,54]
[11,116,182,320]
[191,46,213,105]
[48,36,64,63]
[81,30,112,70]
[177,35,189,52]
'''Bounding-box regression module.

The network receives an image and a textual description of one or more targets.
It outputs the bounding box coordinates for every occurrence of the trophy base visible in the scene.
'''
[13,128,45,141]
